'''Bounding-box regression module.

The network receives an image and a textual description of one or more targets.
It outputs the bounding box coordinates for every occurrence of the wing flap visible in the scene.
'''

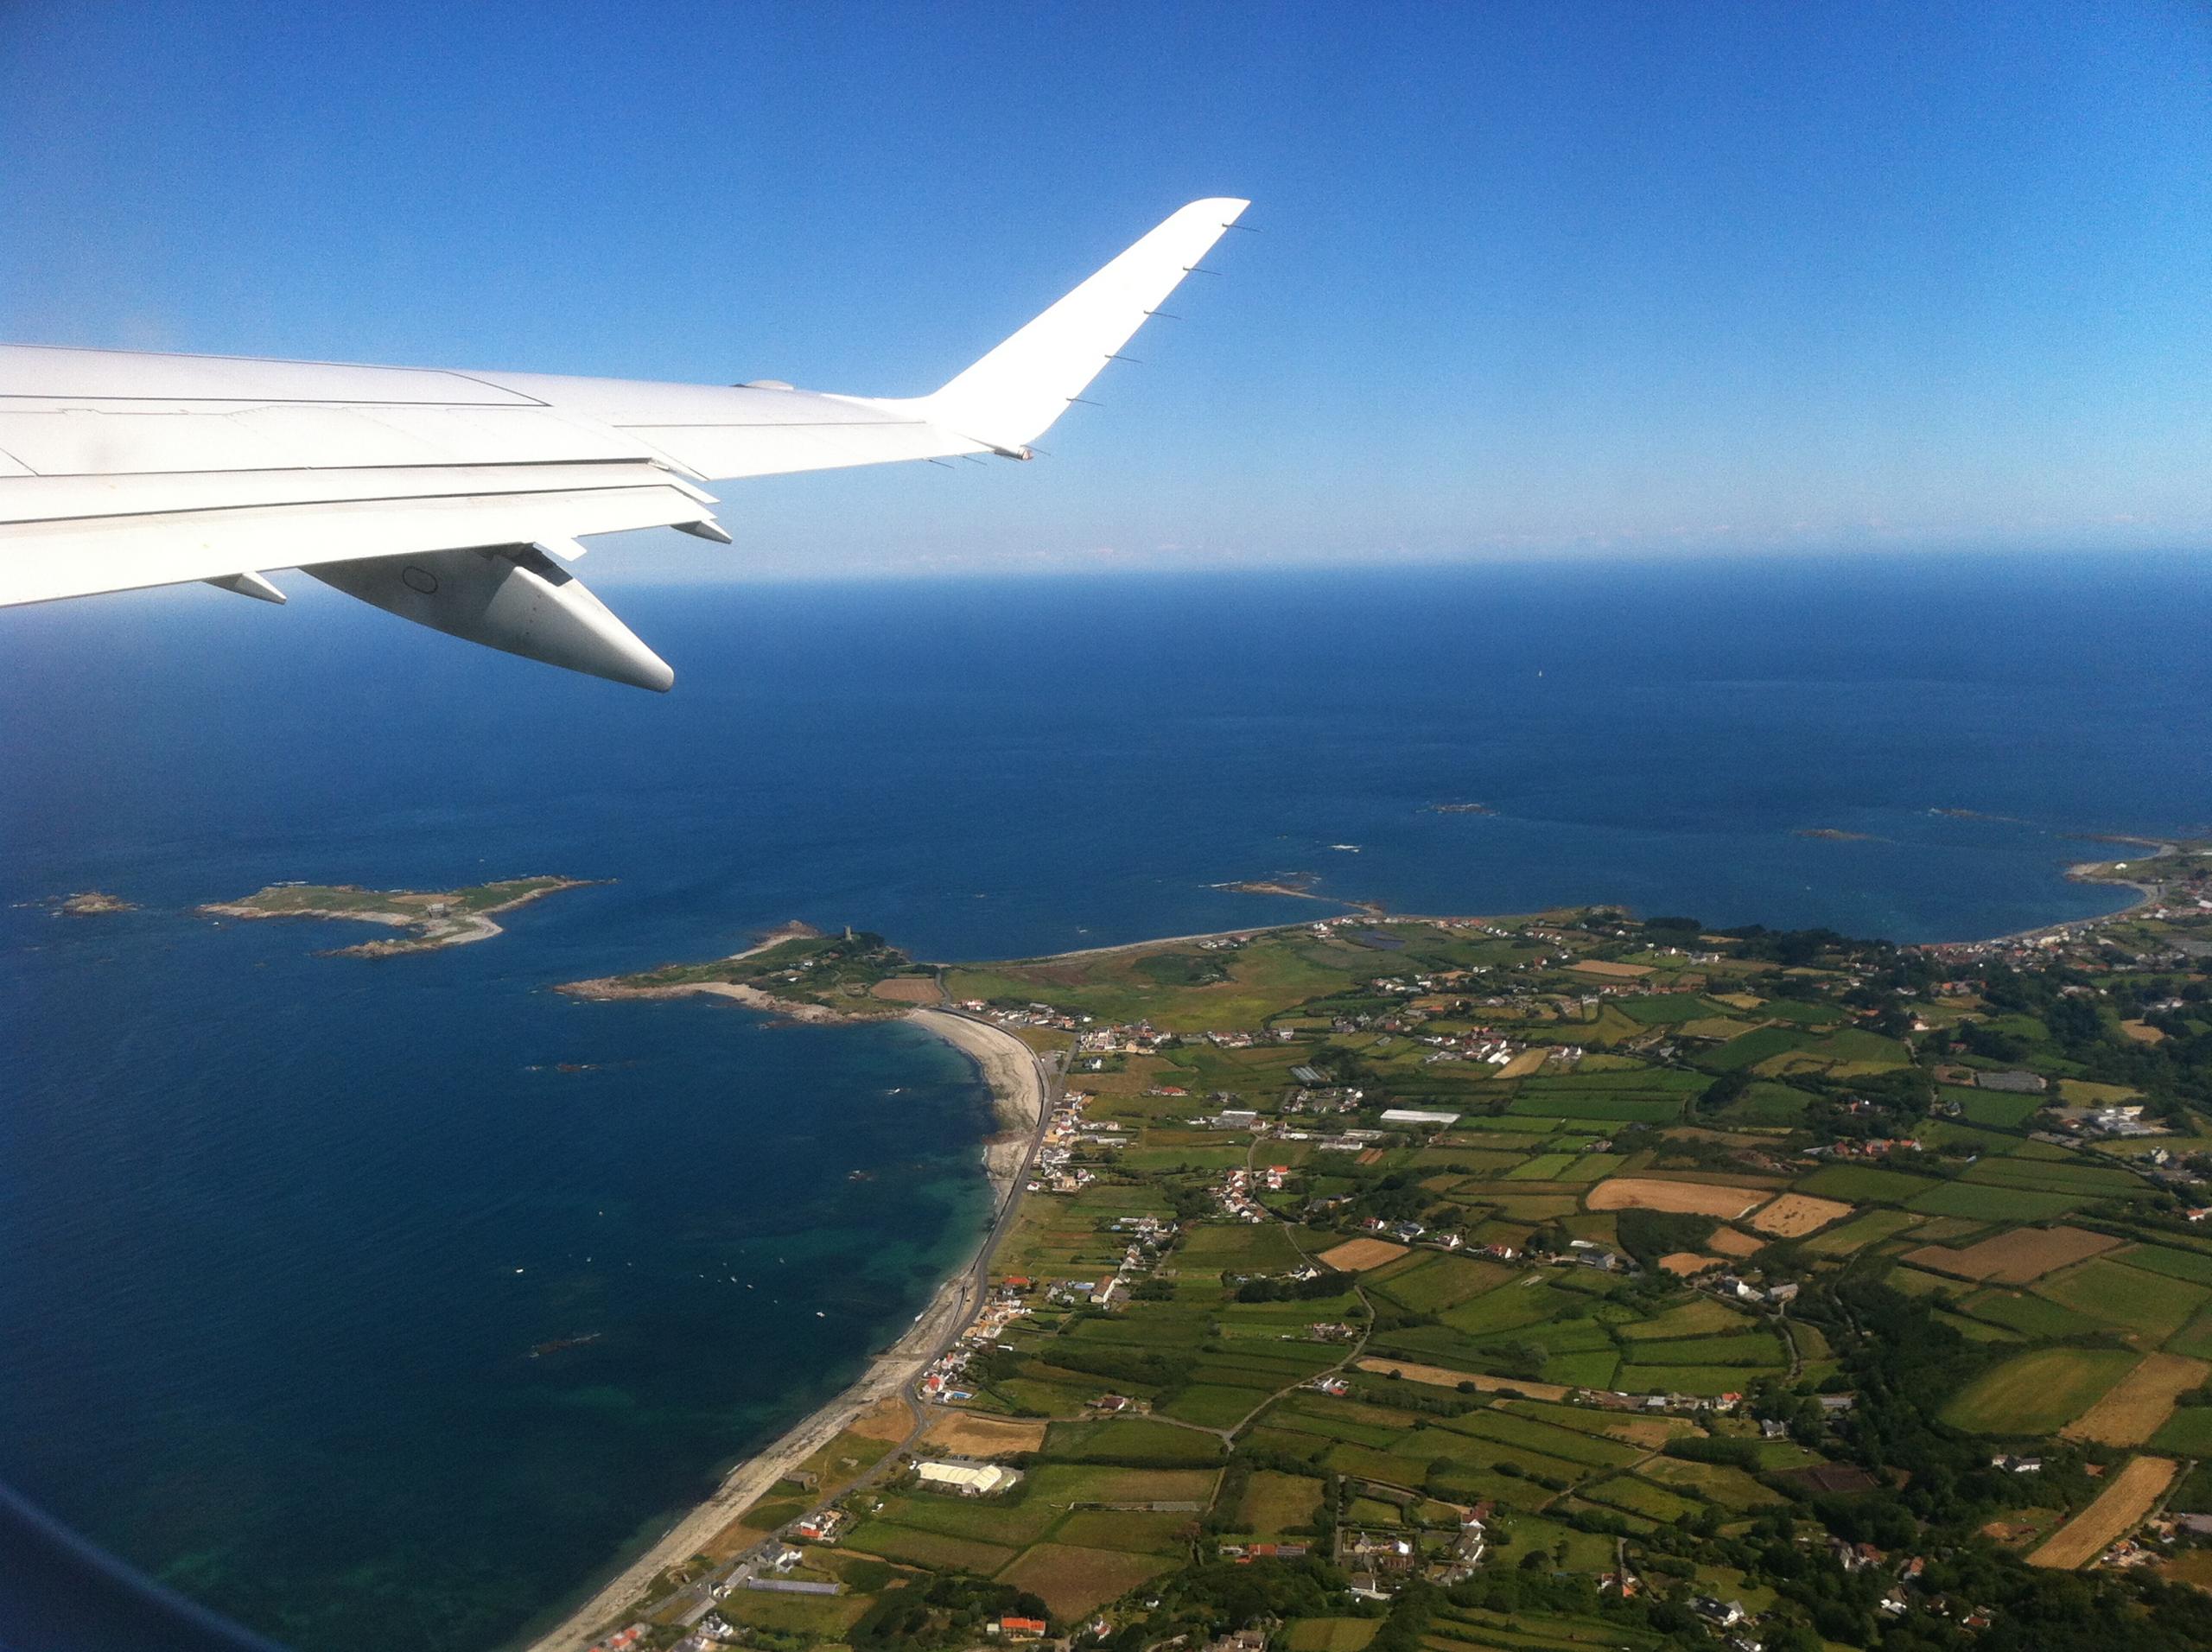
[0,476,705,606]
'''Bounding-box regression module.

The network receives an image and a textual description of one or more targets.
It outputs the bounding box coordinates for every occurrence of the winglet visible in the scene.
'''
[914,197,1249,452]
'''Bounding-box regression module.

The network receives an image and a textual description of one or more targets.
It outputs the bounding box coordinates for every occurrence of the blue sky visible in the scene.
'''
[3,1,2209,581]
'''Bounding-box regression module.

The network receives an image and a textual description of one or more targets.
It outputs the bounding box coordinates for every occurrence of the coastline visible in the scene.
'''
[1948,842,2178,949]
[524,1004,1046,1652]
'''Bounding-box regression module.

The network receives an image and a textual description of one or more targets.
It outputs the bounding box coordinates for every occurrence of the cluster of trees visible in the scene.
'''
[849,1574,1052,1648]
[1614,1207,1719,1265]
[1231,1268,1350,1303]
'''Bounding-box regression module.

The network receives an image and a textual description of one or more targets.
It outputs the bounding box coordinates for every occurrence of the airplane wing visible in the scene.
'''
[0,197,1248,689]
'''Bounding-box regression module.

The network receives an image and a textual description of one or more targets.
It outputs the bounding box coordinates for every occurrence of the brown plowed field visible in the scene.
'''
[1903,1224,2119,1285]
[1317,1236,1410,1272]
[921,1412,1050,1456]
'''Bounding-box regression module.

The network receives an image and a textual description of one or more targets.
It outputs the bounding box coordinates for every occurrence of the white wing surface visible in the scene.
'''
[0,198,1247,688]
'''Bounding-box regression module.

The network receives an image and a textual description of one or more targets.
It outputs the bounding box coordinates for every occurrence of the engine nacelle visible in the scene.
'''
[309,544,673,691]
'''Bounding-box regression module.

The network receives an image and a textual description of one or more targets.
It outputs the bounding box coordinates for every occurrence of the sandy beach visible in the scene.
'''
[906,1007,1049,1199]
[524,1005,1046,1652]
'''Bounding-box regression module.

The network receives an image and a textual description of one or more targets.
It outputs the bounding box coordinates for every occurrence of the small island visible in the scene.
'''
[56,891,136,916]
[199,876,593,956]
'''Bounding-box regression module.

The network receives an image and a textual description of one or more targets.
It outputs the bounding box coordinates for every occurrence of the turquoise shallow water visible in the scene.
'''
[3,554,2210,1649]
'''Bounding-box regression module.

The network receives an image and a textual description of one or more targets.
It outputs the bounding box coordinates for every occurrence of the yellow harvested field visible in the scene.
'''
[848,1397,916,1442]
[921,1412,1049,1457]
[869,975,943,1002]
[1352,1357,1567,1401]
[1659,1252,1726,1276]
[1569,959,1653,979]
[1496,1047,1552,1079]
[2064,1354,2211,1447]
[1902,1224,2120,1286]
[1747,1193,1853,1237]
[1586,1178,1769,1220]
[1317,1236,1410,1272]
[2120,1020,2167,1044]
[1707,1227,1764,1257]
[2028,1456,2176,1569]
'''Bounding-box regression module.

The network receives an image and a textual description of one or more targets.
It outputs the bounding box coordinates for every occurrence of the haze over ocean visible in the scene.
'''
[3,553,2210,1649]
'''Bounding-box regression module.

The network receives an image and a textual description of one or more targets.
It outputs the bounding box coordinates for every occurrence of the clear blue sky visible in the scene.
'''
[3,1,2209,580]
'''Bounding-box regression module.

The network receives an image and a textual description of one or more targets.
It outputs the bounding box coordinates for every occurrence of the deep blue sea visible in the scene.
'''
[3,553,2211,1649]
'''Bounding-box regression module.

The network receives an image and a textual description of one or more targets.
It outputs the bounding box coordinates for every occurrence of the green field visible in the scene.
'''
[1370,1253,1514,1312]
[1903,1182,2084,1222]
[1939,1348,2139,1434]
[1804,1208,1919,1255]
[1159,1383,1273,1429]
[1505,1092,1685,1122]
[2037,1256,2210,1344]
[1639,1457,1784,1509]
[1957,1288,2107,1339]
[2114,1244,2212,1287]
[2152,1407,2212,1454]
[1441,1407,1645,1467]
[1042,1417,1226,1463]
[1236,1470,1325,1536]
[1797,1164,1944,1204]
[1704,1026,1819,1071]
[1626,1331,1788,1368]
[847,1520,1020,1574]
[1578,1473,1703,1522]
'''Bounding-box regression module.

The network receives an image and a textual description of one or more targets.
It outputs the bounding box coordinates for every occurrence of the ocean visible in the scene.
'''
[3,552,2209,1649]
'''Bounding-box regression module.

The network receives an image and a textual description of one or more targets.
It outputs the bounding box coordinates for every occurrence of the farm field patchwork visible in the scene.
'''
[594,888,2212,1648]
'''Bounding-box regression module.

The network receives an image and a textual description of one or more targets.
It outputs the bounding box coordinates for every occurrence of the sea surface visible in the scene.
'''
[3,553,2211,1649]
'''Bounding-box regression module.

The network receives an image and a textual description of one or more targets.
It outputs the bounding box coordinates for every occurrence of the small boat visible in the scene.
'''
[528,1332,601,1359]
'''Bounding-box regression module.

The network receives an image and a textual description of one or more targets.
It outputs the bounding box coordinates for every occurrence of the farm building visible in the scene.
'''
[915,1459,1020,1496]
